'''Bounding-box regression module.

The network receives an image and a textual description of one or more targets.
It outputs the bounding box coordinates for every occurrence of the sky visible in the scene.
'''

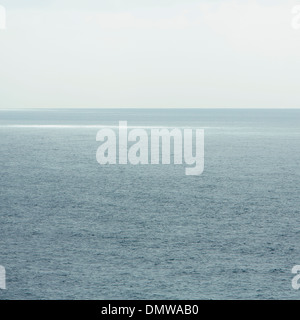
[0,0,300,108]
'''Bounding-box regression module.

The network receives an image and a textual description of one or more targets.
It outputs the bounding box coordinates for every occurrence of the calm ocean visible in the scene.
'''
[0,108,299,299]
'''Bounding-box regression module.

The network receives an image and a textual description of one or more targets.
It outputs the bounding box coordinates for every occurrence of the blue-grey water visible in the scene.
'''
[0,108,299,300]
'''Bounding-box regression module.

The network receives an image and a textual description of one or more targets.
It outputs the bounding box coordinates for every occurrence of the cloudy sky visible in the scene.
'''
[0,0,300,108]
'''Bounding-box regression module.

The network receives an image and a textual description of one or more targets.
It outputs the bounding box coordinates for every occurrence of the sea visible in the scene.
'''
[0,108,299,300]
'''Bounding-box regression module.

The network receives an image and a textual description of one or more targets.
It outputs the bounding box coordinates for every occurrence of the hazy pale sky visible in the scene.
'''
[0,0,300,108]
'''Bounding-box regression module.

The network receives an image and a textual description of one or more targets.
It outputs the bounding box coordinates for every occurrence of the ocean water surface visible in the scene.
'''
[0,108,299,299]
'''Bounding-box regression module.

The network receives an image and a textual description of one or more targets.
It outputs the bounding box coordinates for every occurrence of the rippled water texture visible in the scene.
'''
[0,109,299,299]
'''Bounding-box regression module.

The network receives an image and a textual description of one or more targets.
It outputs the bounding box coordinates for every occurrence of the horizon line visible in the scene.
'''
[1,107,300,111]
